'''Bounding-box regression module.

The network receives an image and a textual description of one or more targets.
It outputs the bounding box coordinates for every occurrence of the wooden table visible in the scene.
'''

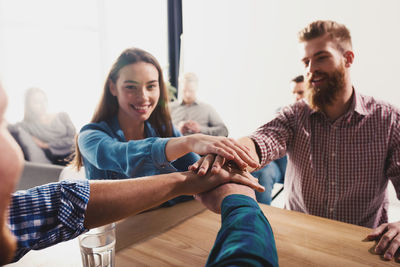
[115,200,399,266]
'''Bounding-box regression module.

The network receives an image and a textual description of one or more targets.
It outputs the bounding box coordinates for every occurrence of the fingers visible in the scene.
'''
[211,155,225,174]
[367,223,387,240]
[189,157,205,172]
[383,234,400,260]
[370,222,400,260]
[229,171,265,192]
[197,154,215,176]
[217,138,259,170]
[376,230,400,260]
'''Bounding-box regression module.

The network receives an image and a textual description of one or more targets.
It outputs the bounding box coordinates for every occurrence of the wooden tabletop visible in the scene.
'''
[116,200,399,266]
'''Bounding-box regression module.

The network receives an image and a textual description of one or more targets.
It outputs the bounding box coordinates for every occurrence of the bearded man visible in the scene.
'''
[193,20,400,261]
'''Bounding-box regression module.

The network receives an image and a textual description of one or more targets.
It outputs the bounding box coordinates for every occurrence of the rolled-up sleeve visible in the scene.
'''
[250,105,296,168]
[9,180,90,262]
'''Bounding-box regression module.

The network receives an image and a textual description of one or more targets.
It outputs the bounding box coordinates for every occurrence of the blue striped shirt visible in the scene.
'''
[8,180,90,262]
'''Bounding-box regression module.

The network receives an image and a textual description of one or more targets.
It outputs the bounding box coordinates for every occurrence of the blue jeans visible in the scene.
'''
[252,156,287,205]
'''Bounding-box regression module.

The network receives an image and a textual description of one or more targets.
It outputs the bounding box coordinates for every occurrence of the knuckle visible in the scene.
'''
[392,238,400,246]
[382,235,391,242]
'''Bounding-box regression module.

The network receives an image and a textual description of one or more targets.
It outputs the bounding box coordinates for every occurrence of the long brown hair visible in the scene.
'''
[72,47,173,170]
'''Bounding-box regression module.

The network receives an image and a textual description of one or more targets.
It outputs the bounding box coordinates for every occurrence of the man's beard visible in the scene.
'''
[305,64,346,111]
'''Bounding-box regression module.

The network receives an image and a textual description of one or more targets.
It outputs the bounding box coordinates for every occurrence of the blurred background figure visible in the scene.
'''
[170,72,228,137]
[291,75,305,101]
[17,87,76,165]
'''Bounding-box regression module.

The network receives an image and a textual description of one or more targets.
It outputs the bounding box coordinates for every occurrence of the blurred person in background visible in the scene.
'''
[18,87,76,165]
[170,72,228,137]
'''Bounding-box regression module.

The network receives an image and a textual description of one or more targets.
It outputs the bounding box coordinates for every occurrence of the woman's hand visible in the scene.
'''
[190,154,248,176]
[185,134,259,170]
[182,164,265,195]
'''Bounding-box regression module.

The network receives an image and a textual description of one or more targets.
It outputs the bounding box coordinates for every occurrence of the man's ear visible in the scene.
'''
[109,80,117,96]
[344,51,354,68]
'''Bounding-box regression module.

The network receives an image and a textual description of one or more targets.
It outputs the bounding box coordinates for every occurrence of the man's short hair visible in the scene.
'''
[292,75,304,83]
[298,20,352,52]
[181,72,199,84]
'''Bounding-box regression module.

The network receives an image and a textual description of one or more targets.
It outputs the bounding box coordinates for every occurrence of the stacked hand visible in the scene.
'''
[195,182,256,214]
[189,153,261,214]
[186,135,259,171]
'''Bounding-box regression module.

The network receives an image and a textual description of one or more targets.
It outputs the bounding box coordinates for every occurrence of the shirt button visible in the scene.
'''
[331,182,335,186]
[331,153,336,157]
[330,208,334,213]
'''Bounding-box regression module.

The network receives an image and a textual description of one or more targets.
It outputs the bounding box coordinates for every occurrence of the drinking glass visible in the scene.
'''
[79,223,116,267]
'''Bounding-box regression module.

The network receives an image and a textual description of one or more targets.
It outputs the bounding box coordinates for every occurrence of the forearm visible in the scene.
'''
[164,136,192,161]
[84,167,265,228]
[84,172,189,228]
[201,125,228,137]
[237,136,260,172]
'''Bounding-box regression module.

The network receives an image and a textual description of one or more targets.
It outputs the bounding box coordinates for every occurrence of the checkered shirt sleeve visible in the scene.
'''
[8,180,90,262]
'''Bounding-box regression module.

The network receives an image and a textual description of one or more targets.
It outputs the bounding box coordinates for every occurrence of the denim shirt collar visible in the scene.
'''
[109,116,157,141]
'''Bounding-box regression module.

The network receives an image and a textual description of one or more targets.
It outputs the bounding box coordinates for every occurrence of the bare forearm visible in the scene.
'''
[165,136,191,161]
[84,172,188,228]
[83,164,264,229]
[237,137,260,172]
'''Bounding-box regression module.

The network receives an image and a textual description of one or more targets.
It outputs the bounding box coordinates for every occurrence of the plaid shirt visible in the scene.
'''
[8,180,90,262]
[251,90,400,228]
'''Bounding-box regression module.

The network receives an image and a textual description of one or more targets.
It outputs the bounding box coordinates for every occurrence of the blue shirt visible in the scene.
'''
[8,180,90,262]
[207,195,279,267]
[78,117,200,180]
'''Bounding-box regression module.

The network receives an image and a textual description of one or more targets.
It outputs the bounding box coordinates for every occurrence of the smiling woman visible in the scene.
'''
[72,47,259,206]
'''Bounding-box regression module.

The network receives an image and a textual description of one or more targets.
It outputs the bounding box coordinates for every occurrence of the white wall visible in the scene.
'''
[0,0,168,130]
[181,0,400,138]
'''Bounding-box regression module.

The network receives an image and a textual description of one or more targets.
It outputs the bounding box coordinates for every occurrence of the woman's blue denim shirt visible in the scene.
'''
[78,116,200,180]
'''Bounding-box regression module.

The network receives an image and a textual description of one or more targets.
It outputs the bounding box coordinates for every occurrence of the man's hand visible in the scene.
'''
[184,120,201,134]
[32,136,49,149]
[367,221,400,260]
[195,183,256,214]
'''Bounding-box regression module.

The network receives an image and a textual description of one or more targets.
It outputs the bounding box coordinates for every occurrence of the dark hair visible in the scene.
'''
[72,47,173,170]
[292,75,304,83]
[298,20,352,52]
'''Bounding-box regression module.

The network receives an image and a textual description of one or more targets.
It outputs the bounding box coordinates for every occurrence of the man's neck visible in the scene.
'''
[323,84,354,122]
[183,100,195,106]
